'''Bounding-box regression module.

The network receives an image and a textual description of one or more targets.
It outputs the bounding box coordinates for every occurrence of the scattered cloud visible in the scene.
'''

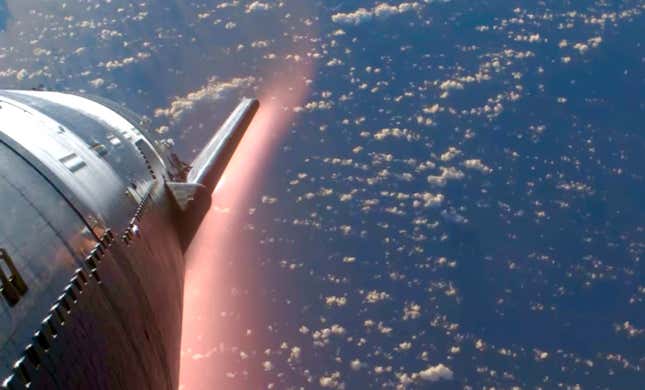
[418,363,454,382]
[332,2,422,26]
[462,159,492,174]
[246,2,272,13]
[154,76,255,123]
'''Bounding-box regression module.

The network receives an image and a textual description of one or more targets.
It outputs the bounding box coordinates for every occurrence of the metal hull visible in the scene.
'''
[0,90,258,389]
[0,90,185,389]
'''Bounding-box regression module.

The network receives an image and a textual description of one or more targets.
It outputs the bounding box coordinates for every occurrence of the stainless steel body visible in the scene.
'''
[0,90,258,389]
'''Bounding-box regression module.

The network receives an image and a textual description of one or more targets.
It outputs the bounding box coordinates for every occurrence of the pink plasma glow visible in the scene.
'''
[179,65,312,389]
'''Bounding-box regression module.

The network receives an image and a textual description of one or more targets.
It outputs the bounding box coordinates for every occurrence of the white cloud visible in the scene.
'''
[423,103,441,114]
[154,76,255,123]
[397,363,453,385]
[365,290,390,303]
[246,1,271,13]
[313,325,346,347]
[462,159,492,174]
[427,166,464,187]
[289,346,301,361]
[261,195,278,204]
[403,302,421,320]
[440,147,461,161]
[439,79,464,91]
[331,8,373,25]
[373,127,419,141]
[374,3,420,19]
[418,364,453,382]
[332,2,421,26]
[325,296,347,306]
[573,43,589,54]
[89,78,105,88]
[413,192,444,208]
[573,37,602,54]
[319,372,343,388]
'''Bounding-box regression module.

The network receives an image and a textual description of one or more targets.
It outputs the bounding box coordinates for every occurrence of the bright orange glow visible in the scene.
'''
[179,62,313,389]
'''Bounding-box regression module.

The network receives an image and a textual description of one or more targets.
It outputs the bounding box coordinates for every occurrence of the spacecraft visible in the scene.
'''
[0,90,259,389]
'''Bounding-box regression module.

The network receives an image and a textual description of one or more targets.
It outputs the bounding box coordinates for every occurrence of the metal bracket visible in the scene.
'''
[166,182,212,250]
[0,248,28,306]
[166,182,210,213]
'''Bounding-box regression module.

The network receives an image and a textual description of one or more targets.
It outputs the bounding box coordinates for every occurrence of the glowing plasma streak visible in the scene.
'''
[179,66,312,389]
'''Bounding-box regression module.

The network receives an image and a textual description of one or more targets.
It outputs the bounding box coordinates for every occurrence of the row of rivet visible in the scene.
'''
[135,143,157,180]
[122,188,152,246]
[1,230,114,390]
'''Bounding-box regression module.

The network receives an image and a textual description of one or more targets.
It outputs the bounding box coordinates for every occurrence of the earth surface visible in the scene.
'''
[0,1,643,389]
